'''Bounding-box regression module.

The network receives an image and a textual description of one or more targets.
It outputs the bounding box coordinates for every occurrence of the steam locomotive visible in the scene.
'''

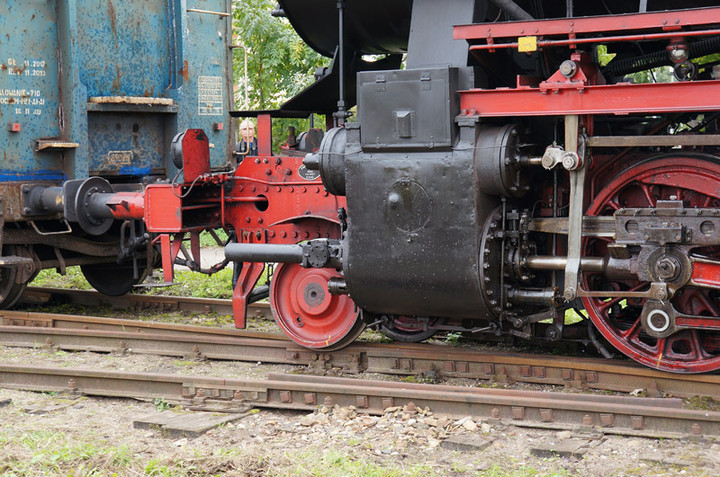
[227,0,720,374]
[4,0,720,375]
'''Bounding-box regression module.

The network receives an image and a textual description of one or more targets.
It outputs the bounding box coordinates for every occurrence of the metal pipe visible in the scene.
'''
[86,192,145,220]
[35,187,65,214]
[335,0,347,127]
[527,255,605,273]
[271,3,286,17]
[225,243,304,263]
[507,288,557,306]
[588,320,615,359]
[328,277,348,295]
[488,0,534,21]
[186,8,230,17]
[518,156,543,167]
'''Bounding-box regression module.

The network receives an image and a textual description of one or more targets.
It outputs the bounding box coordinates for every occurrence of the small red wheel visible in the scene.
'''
[270,263,364,349]
[583,156,720,373]
[381,316,443,342]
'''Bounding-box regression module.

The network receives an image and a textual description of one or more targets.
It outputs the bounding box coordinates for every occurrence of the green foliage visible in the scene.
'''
[31,264,244,300]
[627,66,674,84]
[595,44,615,67]
[232,0,324,109]
[31,266,92,290]
[286,449,435,477]
[479,464,572,477]
[0,429,132,476]
[564,307,586,325]
[153,398,173,412]
[144,459,174,477]
[445,332,464,345]
[199,229,230,248]
[232,0,328,150]
[147,268,235,299]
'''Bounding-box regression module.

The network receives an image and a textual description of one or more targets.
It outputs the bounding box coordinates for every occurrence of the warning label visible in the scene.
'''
[198,76,223,115]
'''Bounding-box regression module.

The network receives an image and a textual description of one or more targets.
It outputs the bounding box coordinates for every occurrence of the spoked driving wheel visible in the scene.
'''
[582,156,720,373]
[270,263,364,350]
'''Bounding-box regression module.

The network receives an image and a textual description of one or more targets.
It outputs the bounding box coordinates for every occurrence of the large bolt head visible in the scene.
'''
[654,256,681,281]
[562,152,579,170]
[563,287,576,301]
[559,60,578,79]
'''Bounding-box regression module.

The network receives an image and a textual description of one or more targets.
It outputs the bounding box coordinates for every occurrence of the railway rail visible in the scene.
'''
[1,364,719,440]
[19,287,259,319]
[2,309,720,402]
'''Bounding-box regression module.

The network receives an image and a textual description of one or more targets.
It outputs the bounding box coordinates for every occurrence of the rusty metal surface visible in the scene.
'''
[0,309,278,338]
[19,287,272,318]
[0,322,362,373]
[3,309,720,400]
[0,0,232,183]
[1,364,719,439]
[362,343,720,400]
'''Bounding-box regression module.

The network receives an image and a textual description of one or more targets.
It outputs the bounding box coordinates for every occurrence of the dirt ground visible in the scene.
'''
[1,346,720,476]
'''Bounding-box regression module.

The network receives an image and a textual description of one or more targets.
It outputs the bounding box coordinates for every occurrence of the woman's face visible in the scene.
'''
[240,122,255,143]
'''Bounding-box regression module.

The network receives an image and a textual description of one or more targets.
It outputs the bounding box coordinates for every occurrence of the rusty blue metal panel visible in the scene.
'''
[166,0,233,180]
[77,2,172,98]
[0,1,64,180]
[0,0,232,183]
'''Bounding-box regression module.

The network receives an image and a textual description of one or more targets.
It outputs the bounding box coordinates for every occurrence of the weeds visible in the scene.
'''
[0,429,133,476]
[285,449,435,477]
[153,398,173,412]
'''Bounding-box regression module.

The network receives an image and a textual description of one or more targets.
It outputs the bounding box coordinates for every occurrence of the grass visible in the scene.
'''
[0,429,133,476]
[30,264,244,300]
[142,268,236,299]
[31,267,93,290]
[199,228,229,247]
[478,465,573,477]
[284,449,435,477]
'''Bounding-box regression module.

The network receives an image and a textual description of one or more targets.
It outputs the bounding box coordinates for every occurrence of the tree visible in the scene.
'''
[232,0,325,110]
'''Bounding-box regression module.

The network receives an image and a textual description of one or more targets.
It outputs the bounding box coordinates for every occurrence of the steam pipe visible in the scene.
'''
[507,288,557,306]
[489,0,534,21]
[335,0,347,127]
[225,243,304,263]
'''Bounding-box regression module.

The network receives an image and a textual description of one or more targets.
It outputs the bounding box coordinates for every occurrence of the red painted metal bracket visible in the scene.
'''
[468,28,720,52]
[454,7,720,43]
[156,233,186,283]
[460,78,720,117]
[232,261,266,329]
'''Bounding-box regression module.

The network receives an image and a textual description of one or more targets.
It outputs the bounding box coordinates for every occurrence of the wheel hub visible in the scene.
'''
[654,256,681,281]
[270,263,364,349]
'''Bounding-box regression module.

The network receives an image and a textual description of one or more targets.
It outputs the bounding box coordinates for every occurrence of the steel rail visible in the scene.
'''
[20,287,275,319]
[2,310,720,400]
[0,364,718,439]
[0,310,283,340]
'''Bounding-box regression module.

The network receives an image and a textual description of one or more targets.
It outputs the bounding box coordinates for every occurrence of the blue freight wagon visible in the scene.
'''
[0,0,233,304]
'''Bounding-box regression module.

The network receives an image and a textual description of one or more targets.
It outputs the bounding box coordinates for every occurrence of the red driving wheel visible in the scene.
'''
[582,156,720,373]
[270,263,364,349]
